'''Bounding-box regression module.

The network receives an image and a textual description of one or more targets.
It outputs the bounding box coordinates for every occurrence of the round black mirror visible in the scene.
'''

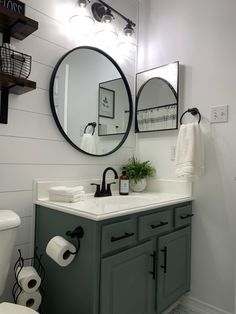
[49,46,133,156]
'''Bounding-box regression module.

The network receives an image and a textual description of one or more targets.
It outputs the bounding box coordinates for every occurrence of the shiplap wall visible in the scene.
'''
[0,0,138,301]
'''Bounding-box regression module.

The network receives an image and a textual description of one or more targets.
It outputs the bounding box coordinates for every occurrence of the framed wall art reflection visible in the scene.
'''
[99,86,115,119]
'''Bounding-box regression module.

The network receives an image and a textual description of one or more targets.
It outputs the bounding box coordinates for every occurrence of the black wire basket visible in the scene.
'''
[12,249,45,314]
[0,46,32,79]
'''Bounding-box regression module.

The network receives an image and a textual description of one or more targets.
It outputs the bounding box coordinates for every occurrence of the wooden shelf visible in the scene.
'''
[0,6,38,40]
[0,71,36,95]
[0,7,38,123]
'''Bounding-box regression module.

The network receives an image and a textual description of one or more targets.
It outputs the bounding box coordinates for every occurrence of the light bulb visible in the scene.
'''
[124,23,134,36]
[101,8,113,23]
[78,0,87,8]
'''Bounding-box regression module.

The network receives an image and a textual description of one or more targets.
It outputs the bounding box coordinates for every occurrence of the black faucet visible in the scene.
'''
[91,167,118,197]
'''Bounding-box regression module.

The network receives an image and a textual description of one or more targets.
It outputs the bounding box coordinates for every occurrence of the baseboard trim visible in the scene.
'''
[180,296,232,314]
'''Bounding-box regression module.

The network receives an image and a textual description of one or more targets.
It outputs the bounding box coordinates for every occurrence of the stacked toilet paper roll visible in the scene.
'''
[16,266,42,311]
[17,266,41,293]
[17,290,42,311]
[46,236,76,267]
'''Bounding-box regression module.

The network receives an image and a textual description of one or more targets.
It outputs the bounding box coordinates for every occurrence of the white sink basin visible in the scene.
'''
[83,194,164,213]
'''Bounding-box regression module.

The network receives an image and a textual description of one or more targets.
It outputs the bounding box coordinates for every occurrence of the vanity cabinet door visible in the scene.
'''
[100,241,155,314]
[157,227,191,314]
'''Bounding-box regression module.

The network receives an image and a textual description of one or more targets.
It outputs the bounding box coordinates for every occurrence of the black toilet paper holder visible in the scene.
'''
[66,226,84,255]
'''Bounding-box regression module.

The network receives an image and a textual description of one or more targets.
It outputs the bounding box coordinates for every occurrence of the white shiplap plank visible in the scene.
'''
[26,6,77,51]
[24,0,75,24]
[0,110,62,140]
[0,136,134,165]
[12,34,68,68]
[16,217,33,246]
[0,163,131,192]
[30,61,52,90]
[0,191,34,218]
[9,89,51,115]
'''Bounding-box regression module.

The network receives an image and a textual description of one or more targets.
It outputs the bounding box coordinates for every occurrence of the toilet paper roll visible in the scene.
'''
[46,236,76,267]
[17,290,42,311]
[17,266,41,293]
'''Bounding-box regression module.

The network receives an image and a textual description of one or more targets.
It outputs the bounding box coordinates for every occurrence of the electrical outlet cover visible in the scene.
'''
[210,105,228,123]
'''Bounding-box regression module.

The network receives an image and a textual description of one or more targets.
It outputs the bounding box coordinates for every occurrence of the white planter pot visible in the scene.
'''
[130,178,147,192]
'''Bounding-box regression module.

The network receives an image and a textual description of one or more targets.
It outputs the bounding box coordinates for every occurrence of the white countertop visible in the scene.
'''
[35,192,193,221]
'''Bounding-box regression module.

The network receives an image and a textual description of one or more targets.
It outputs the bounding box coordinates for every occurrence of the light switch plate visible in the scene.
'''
[210,105,228,123]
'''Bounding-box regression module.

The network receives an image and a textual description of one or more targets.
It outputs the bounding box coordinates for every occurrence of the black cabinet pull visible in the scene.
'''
[150,221,168,229]
[149,251,156,280]
[160,246,167,273]
[180,213,194,220]
[110,232,134,242]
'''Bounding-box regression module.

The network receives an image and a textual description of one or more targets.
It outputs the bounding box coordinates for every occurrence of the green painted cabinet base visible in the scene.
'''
[35,202,192,314]
[157,227,191,313]
[100,241,154,314]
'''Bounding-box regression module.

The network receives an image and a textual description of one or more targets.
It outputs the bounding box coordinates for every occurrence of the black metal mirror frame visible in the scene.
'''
[49,46,133,157]
[135,62,179,133]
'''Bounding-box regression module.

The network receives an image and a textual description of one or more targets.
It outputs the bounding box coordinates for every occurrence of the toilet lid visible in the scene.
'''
[0,302,38,313]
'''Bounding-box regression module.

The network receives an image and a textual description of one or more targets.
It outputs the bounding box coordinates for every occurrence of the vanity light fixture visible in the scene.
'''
[91,0,136,37]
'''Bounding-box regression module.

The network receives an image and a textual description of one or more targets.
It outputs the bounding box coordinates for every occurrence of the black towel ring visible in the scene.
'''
[180,107,201,125]
[84,122,96,135]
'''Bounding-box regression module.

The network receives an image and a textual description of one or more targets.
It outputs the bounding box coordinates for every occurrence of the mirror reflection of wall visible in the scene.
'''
[98,78,129,136]
[136,61,179,133]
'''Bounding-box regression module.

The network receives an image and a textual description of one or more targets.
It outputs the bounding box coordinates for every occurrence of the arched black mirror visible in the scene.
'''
[50,46,133,156]
[136,61,179,133]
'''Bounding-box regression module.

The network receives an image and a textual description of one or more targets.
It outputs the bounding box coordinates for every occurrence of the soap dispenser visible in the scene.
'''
[119,171,129,195]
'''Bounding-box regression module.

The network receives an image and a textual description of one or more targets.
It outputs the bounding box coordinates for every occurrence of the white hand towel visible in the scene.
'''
[175,122,204,181]
[80,134,96,154]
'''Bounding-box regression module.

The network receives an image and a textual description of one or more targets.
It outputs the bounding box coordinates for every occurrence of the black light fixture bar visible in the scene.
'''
[97,0,136,27]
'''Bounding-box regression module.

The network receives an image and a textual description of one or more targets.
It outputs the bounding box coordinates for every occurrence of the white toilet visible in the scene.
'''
[0,210,38,313]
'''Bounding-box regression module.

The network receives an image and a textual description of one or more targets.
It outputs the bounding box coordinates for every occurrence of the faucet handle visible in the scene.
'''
[107,182,116,196]
[90,183,101,197]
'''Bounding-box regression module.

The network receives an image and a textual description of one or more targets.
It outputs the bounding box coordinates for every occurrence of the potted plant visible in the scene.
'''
[121,156,156,192]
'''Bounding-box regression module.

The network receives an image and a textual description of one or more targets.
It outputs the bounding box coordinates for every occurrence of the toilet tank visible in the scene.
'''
[0,210,21,296]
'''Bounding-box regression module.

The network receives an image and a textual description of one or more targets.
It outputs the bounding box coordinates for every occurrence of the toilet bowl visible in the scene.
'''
[0,302,37,313]
[0,210,38,313]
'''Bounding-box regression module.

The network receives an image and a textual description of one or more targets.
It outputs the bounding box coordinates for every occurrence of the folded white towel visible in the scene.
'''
[49,191,85,203]
[175,122,204,181]
[48,186,84,196]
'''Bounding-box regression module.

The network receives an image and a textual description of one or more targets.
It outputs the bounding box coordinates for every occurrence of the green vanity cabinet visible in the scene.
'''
[35,201,192,314]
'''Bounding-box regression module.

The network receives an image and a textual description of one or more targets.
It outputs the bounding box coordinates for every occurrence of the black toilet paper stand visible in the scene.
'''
[12,249,45,313]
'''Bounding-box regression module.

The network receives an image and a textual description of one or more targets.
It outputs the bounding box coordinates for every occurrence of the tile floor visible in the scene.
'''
[169,304,200,314]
